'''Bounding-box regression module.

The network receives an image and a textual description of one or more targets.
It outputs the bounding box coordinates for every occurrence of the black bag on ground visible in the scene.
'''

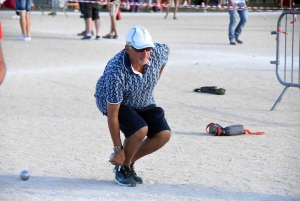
[206,123,265,136]
[193,86,226,95]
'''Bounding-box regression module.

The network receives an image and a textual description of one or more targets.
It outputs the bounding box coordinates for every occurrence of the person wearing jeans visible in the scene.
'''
[228,0,248,45]
[16,0,32,41]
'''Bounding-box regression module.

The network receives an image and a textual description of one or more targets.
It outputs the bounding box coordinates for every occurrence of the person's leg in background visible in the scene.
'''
[103,0,119,39]
[16,0,32,41]
[228,7,237,45]
[164,0,178,19]
[134,0,139,11]
[82,3,92,39]
[79,2,84,18]
[173,0,178,19]
[92,4,101,39]
[234,5,247,43]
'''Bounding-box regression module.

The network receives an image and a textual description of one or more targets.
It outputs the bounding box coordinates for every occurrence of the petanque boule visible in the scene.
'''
[109,153,114,161]
[20,170,30,181]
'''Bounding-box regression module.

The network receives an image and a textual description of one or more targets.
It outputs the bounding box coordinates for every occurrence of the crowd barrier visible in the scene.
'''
[34,0,69,16]
[270,10,300,110]
[65,0,300,11]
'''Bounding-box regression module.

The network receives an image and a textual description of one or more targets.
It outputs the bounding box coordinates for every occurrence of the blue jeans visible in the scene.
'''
[16,0,32,12]
[228,3,248,40]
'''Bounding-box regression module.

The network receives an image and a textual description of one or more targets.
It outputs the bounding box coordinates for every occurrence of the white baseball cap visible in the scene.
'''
[125,25,155,49]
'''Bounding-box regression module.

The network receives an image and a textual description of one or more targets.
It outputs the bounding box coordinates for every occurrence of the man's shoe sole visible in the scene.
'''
[114,179,137,187]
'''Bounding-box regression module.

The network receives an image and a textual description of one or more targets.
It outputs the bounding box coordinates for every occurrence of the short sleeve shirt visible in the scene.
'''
[94,43,169,115]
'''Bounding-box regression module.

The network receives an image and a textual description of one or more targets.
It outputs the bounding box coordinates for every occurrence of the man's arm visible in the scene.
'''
[159,64,166,80]
[0,43,6,85]
[158,46,170,80]
[107,103,125,165]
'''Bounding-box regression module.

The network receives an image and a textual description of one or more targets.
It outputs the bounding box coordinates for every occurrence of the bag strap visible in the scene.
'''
[216,126,223,136]
[205,123,214,133]
[206,122,223,136]
[244,129,265,135]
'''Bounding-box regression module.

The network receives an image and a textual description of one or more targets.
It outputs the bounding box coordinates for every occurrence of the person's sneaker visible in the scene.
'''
[113,163,143,184]
[130,162,143,184]
[27,36,31,41]
[18,35,28,41]
[78,30,86,36]
[114,166,136,187]
[81,35,91,40]
[95,35,101,40]
[11,15,20,19]
[235,37,243,44]
[230,39,236,45]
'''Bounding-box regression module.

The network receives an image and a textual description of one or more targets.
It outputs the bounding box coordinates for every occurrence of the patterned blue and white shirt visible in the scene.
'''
[94,43,169,115]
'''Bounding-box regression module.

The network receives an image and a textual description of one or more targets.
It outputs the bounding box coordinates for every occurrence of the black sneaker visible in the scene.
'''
[78,30,86,36]
[115,166,136,187]
[81,35,91,40]
[95,35,100,40]
[113,164,143,184]
[130,162,143,184]
[235,37,243,44]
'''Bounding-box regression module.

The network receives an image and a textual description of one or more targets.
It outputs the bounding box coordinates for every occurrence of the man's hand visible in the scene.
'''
[109,150,125,165]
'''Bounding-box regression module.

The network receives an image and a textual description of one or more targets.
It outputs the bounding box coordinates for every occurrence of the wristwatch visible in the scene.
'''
[113,145,123,153]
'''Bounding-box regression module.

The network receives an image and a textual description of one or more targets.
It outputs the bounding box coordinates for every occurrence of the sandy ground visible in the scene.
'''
[0,10,300,201]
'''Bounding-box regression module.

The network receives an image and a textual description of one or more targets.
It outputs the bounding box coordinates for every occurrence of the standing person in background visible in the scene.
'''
[164,0,178,19]
[77,2,95,37]
[95,25,171,187]
[228,0,247,45]
[81,0,101,40]
[102,0,119,39]
[0,42,6,85]
[129,0,139,12]
[16,0,32,41]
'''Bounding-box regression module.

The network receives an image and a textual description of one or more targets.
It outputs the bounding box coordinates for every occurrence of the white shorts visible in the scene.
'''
[109,0,120,16]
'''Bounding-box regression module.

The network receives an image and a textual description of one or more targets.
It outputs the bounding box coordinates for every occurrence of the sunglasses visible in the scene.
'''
[131,46,152,52]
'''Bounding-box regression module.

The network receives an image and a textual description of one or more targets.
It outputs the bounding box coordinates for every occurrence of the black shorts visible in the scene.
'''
[118,104,171,138]
[84,3,100,20]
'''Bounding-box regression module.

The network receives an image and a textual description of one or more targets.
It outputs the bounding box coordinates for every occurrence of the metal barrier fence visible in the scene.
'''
[270,10,300,110]
[33,0,69,16]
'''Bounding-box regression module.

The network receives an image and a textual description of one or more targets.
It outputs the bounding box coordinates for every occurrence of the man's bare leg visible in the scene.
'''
[131,130,171,163]
[122,127,148,167]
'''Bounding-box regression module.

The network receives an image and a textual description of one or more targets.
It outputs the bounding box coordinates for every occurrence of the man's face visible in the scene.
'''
[127,46,152,66]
